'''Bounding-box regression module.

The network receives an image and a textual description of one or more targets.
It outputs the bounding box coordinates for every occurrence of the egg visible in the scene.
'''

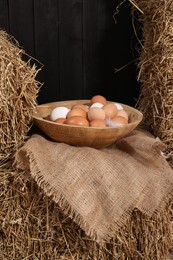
[111,116,128,125]
[50,106,70,121]
[114,103,123,110]
[116,109,129,120]
[67,108,87,118]
[54,118,66,124]
[89,119,107,127]
[44,115,51,121]
[102,103,118,119]
[71,104,89,112]
[90,102,104,109]
[90,95,107,105]
[64,116,89,126]
[88,107,106,121]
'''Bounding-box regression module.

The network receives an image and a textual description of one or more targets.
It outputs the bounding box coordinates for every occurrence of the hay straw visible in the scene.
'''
[0,30,42,168]
[131,1,173,168]
[0,167,172,259]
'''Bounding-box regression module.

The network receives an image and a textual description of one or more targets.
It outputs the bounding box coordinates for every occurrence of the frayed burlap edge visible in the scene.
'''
[15,148,99,241]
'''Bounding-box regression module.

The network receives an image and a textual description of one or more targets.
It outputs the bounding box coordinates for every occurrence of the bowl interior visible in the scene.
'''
[33,100,143,148]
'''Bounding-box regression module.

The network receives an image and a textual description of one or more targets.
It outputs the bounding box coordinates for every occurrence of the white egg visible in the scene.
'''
[50,106,70,121]
[90,102,104,108]
[114,103,123,110]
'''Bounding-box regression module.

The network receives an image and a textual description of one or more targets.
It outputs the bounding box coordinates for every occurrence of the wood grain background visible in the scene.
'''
[0,0,140,106]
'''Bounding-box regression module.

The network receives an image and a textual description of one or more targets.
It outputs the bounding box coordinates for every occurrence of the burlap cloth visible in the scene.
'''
[15,129,173,242]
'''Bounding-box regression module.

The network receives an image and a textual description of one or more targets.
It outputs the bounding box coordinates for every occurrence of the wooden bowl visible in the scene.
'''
[33,100,143,149]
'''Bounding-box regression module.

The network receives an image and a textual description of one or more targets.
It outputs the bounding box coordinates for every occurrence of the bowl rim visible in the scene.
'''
[33,100,143,130]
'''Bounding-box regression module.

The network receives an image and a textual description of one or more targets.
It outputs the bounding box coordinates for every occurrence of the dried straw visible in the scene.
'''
[0,30,42,168]
[132,0,173,168]
[0,167,172,259]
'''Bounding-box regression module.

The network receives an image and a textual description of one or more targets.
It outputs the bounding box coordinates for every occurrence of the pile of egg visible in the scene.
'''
[48,95,129,127]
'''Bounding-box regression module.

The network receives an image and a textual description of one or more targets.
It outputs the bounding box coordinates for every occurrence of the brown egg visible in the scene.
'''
[64,116,89,126]
[90,95,107,105]
[116,109,129,120]
[102,103,118,119]
[54,118,66,124]
[43,115,51,121]
[89,119,106,127]
[67,108,87,119]
[71,104,89,112]
[111,116,128,125]
[88,107,106,121]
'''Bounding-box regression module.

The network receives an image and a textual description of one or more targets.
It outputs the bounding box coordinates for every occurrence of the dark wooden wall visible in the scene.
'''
[0,0,140,106]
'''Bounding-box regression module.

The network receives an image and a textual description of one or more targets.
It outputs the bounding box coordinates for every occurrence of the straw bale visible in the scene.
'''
[0,30,42,168]
[0,167,172,260]
[132,0,173,168]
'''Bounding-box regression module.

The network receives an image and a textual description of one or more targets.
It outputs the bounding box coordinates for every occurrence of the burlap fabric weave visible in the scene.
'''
[15,129,173,242]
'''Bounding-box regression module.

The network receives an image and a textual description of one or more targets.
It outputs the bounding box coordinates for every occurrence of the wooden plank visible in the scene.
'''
[81,0,139,106]
[0,0,9,31]
[96,0,139,105]
[58,0,83,100]
[5,0,140,105]
[8,0,35,56]
[33,0,60,104]
[110,1,136,105]
[83,0,99,99]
